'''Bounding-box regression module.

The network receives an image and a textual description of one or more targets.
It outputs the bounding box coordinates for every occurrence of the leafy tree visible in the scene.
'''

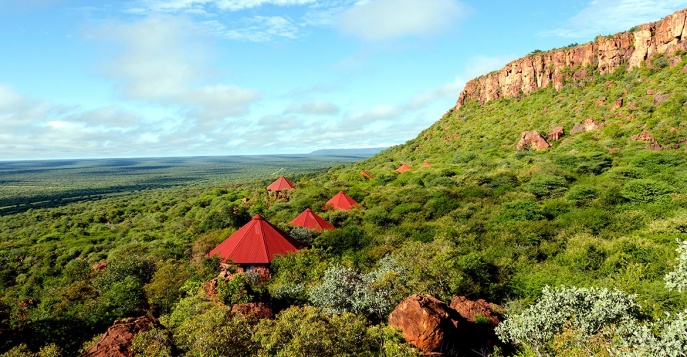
[216,274,254,306]
[172,304,255,357]
[268,249,328,306]
[253,305,419,357]
[130,326,175,357]
[144,260,189,314]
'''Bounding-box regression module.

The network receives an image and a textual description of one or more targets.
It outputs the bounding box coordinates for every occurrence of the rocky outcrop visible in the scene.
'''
[83,316,156,357]
[456,9,687,109]
[450,296,503,326]
[231,302,274,319]
[388,294,461,354]
[547,126,564,142]
[450,296,506,353]
[632,130,662,150]
[389,294,510,356]
[571,118,602,134]
[516,131,550,151]
[612,97,624,110]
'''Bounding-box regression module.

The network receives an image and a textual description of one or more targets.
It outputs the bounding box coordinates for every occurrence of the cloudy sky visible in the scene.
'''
[1,0,687,160]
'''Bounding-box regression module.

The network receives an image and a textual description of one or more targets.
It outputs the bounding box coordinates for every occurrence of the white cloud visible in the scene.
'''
[408,55,512,109]
[285,100,339,115]
[136,0,316,13]
[93,15,260,125]
[218,16,301,41]
[215,0,316,11]
[338,0,466,41]
[542,0,687,38]
[0,85,167,159]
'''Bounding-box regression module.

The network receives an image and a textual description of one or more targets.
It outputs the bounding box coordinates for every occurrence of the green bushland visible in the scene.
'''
[2,51,687,355]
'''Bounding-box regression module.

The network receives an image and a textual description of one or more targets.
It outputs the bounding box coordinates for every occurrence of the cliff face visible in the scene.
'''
[456,9,687,109]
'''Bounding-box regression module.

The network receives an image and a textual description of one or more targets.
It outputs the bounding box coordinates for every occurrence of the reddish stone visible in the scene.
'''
[632,130,662,150]
[669,56,682,67]
[612,98,624,110]
[571,118,602,134]
[632,130,656,142]
[450,296,504,351]
[547,126,565,142]
[654,93,670,104]
[92,262,107,271]
[388,295,461,353]
[83,316,156,357]
[231,302,274,320]
[516,131,550,151]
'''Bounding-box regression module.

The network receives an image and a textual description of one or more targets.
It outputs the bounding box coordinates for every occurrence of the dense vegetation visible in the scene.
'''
[2,55,687,356]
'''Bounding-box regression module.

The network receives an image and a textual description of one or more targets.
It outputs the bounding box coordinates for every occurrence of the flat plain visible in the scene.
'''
[0,154,369,215]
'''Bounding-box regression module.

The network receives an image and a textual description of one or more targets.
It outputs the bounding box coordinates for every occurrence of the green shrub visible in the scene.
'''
[451,151,478,164]
[495,286,641,355]
[566,185,599,205]
[314,226,370,255]
[527,175,569,199]
[622,179,674,204]
[496,200,544,222]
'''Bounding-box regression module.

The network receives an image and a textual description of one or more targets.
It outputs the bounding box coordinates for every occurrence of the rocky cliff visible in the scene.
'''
[456,8,687,109]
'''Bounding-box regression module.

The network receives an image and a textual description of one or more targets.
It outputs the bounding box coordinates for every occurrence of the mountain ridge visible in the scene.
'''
[456,8,687,109]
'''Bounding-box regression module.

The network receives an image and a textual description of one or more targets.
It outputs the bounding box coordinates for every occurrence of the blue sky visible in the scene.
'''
[1,0,687,160]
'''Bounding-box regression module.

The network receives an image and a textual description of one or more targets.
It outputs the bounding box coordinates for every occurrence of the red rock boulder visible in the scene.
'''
[516,131,550,151]
[547,126,565,142]
[632,130,662,150]
[450,296,506,353]
[231,302,274,320]
[83,316,156,357]
[388,294,461,353]
[612,97,624,110]
[571,118,602,134]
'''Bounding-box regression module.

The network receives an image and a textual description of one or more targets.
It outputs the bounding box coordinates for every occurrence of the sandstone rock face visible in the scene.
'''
[456,9,687,109]
[83,316,155,357]
[571,118,602,134]
[547,126,564,142]
[516,131,550,151]
[612,97,624,110]
[231,302,274,319]
[389,295,512,355]
[450,296,506,353]
[632,130,662,150]
[388,294,461,353]
[449,296,503,326]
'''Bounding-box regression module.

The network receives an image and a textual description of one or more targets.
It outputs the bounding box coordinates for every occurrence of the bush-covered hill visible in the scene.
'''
[2,38,687,357]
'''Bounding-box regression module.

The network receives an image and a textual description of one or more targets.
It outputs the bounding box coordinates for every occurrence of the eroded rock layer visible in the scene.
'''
[456,9,687,109]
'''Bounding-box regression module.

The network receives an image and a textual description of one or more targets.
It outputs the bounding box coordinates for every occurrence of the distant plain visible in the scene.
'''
[0,154,372,215]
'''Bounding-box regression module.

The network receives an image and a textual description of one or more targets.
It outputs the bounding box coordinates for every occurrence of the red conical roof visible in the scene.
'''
[207,214,303,264]
[291,208,335,232]
[420,161,431,167]
[266,176,296,192]
[324,191,359,211]
[396,164,412,173]
[360,170,374,179]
